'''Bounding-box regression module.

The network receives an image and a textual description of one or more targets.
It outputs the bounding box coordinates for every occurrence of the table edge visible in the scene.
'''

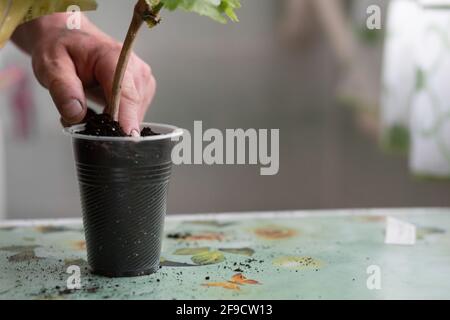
[0,207,449,227]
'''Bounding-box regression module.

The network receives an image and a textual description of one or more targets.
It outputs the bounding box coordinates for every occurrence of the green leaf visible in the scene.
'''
[160,0,241,23]
[416,68,426,91]
[173,247,210,255]
[186,220,235,227]
[219,247,255,256]
[145,0,162,6]
[0,245,39,252]
[160,257,198,267]
[191,250,225,265]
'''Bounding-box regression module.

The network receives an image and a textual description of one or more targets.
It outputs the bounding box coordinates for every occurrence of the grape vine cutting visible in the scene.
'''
[107,0,241,120]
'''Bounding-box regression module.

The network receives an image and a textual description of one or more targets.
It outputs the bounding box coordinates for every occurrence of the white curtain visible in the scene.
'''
[381,0,450,178]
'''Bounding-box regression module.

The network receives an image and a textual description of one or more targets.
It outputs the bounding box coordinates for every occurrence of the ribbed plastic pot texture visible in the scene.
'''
[65,123,183,277]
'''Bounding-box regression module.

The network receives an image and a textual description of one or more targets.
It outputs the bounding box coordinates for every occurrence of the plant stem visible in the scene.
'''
[107,0,162,120]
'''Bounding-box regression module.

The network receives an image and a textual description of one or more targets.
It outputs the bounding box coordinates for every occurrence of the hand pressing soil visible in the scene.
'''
[78,112,159,137]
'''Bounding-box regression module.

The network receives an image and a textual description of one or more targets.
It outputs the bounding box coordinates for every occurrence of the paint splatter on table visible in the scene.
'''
[0,209,449,300]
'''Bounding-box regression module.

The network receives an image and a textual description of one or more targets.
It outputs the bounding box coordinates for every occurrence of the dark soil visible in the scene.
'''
[78,112,159,137]
[140,127,159,137]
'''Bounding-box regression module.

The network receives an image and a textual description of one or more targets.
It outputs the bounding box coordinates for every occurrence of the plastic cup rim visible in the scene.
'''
[63,122,184,142]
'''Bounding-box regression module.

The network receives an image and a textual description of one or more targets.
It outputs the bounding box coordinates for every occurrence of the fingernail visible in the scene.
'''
[62,99,84,120]
[130,129,140,137]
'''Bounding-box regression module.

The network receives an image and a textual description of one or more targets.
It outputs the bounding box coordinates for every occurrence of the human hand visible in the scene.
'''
[12,13,156,136]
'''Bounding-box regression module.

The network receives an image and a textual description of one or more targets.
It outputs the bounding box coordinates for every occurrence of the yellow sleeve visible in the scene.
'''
[0,0,97,48]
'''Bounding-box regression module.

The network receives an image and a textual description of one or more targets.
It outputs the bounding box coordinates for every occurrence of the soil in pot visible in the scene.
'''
[79,111,160,137]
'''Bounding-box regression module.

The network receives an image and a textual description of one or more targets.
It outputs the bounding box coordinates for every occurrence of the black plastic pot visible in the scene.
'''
[65,123,183,277]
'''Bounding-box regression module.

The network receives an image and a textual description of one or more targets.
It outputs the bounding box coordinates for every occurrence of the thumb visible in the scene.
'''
[33,48,87,125]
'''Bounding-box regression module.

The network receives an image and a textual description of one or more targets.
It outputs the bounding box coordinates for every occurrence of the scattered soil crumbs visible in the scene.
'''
[167,232,192,240]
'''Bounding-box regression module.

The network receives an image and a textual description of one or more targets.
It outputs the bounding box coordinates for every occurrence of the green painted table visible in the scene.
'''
[0,208,449,300]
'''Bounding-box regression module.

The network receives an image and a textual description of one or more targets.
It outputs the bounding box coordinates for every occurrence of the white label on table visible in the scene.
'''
[385,217,416,245]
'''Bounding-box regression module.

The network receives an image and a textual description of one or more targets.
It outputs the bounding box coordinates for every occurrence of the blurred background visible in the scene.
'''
[0,0,449,220]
